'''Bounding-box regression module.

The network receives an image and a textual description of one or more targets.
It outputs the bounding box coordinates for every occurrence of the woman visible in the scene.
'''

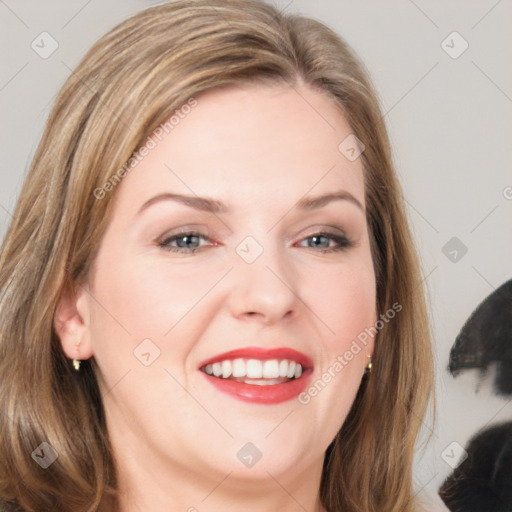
[0,1,436,510]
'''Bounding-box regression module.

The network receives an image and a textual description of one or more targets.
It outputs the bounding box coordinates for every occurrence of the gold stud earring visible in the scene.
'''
[365,354,372,374]
[72,340,81,371]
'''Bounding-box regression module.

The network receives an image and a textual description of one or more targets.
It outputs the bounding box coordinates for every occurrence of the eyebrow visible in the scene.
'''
[296,190,364,212]
[136,189,364,216]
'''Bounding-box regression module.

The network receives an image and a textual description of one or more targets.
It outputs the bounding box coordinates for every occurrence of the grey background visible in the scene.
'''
[1,0,511,506]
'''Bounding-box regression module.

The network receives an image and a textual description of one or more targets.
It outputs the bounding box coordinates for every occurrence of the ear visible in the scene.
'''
[54,282,94,362]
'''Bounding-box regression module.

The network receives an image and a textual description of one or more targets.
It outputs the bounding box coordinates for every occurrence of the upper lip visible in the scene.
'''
[198,347,314,370]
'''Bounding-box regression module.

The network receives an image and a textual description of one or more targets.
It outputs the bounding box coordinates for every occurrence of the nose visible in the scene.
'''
[228,241,299,325]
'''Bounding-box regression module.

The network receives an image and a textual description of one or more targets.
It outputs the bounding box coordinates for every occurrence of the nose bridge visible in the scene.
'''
[229,231,299,321]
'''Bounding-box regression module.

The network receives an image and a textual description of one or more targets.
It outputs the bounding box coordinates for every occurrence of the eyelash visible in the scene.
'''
[158,230,355,254]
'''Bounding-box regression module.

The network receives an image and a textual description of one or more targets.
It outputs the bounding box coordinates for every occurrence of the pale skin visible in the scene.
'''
[55,82,377,511]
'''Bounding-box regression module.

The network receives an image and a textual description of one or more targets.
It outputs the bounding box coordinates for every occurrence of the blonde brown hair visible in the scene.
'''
[0,1,434,510]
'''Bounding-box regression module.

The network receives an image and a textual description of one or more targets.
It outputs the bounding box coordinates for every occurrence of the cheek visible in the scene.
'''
[305,255,377,351]
[87,248,218,385]
[92,251,209,339]
[299,258,375,438]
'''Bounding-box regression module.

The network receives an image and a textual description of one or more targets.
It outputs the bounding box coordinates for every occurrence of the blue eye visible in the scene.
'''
[297,232,355,253]
[158,230,354,254]
[158,231,209,253]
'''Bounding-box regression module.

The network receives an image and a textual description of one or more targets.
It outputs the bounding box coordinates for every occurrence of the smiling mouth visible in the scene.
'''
[200,358,303,386]
[197,346,313,404]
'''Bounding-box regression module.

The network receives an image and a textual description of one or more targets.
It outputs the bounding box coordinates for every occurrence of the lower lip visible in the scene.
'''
[200,369,313,404]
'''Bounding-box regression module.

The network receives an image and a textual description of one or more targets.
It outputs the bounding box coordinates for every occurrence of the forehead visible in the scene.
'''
[113,82,365,216]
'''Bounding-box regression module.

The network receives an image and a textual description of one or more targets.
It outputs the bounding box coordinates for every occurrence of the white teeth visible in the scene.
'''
[263,359,280,378]
[202,358,304,381]
[221,360,232,379]
[286,361,296,379]
[279,359,288,377]
[232,358,245,378]
[246,359,263,378]
[212,362,222,377]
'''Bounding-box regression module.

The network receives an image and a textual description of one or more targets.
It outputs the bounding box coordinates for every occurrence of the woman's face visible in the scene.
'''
[75,83,376,492]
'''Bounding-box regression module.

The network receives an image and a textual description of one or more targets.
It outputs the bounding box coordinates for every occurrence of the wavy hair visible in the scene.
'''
[0,1,434,510]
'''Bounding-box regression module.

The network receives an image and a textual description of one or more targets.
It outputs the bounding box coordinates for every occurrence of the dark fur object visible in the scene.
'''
[439,421,512,512]
[441,279,512,510]
[448,279,512,396]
